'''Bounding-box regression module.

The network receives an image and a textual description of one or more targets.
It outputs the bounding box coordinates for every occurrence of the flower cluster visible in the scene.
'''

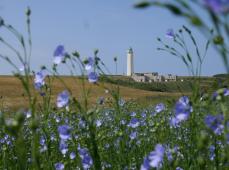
[56,90,70,108]
[53,45,66,65]
[204,114,224,135]
[141,144,165,170]
[84,57,98,83]
[34,69,47,90]
[170,96,192,127]
[78,146,93,170]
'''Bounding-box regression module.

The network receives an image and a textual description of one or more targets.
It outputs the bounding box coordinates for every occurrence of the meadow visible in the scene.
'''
[0,76,184,110]
[0,1,229,170]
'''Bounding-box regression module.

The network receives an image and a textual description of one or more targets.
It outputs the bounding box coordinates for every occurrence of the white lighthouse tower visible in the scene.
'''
[127,48,134,76]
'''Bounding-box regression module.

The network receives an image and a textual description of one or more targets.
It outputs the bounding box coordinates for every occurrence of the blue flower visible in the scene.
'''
[34,69,47,90]
[169,117,180,127]
[59,139,68,155]
[88,71,98,83]
[155,103,165,113]
[85,57,94,71]
[130,112,136,117]
[57,90,70,108]
[55,162,64,170]
[141,112,147,118]
[128,118,140,128]
[130,131,137,140]
[224,88,229,96]
[176,167,183,170]
[25,110,31,118]
[175,96,192,115]
[141,144,165,169]
[78,146,93,170]
[96,119,102,127]
[53,45,66,65]
[40,136,46,146]
[204,0,229,13]
[141,157,151,170]
[212,91,218,100]
[165,29,175,39]
[118,98,125,106]
[58,125,71,140]
[70,152,76,160]
[209,145,215,160]
[204,114,224,135]
[170,96,192,127]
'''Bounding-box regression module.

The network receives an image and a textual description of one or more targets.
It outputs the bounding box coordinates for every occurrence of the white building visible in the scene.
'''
[127,48,134,76]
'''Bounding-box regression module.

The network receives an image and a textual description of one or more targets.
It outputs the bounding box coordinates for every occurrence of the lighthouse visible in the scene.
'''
[127,48,134,76]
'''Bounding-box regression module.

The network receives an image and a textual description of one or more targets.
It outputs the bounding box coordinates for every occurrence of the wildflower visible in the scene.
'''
[203,0,229,13]
[53,45,66,65]
[155,103,165,113]
[212,91,218,100]
[141,144,165,169]
[70,152,76,160]
[141,157,151,170]
[88,71,98,83]
[55,116,61,123]
[204,114,224,135]
[130,131,137,140]
[166,149,173,162]
[175,96,192,115]
[141,112,147,118]
[176,167,183,170]
[19,64,25,72]
[120,119,126,125]
[59,139,68,155]
[51,134,56,141]
[165,29,175,39]
[34,69,47,90]
[58,125,71,140]
[130,112,136,117]
[169,117,180,127]
[128,118,140,128]
[79,119,86,128]
[224,88,229,96]
[118,98,125,106]
[78,146,93,170]
[55,163,64,170]
[170,96,192,127]
[25,110,31,118]
[96,119,102,127]
[85,57,94,70]
[57,90,70,108]
[209,145,215,160]
[40,136,46,146]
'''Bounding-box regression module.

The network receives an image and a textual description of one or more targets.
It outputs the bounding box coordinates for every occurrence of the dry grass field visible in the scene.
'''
[0,76,185,111]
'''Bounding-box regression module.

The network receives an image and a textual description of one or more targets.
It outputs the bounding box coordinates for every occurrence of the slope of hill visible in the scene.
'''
[0,76,184,110]
[101,75,226,93]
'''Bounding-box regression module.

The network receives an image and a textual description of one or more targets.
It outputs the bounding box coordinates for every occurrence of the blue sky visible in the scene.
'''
[0,0,225,76]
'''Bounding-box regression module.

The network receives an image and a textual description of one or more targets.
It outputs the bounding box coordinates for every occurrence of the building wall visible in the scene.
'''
[132,73,177,83]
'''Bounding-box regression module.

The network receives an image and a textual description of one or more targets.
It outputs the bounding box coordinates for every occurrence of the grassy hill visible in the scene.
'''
[0,75,227,110]
[100,75,228,93]
[0,76,184,110]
